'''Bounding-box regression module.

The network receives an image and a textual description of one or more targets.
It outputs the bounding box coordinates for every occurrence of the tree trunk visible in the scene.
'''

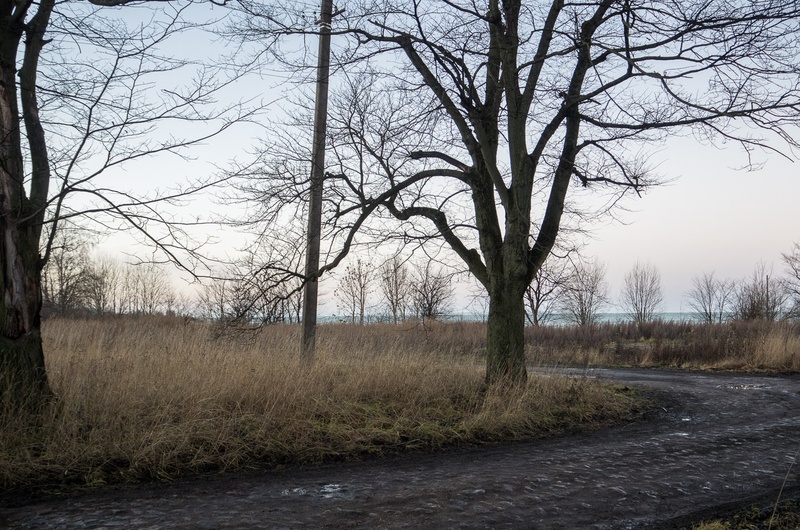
[485,282,528,385]
[0,187,50,403]
[0,7,52,404]
[0,331,48,404]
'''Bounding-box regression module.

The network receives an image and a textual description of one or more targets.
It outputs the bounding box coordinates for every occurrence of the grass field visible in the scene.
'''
[525,319,800,371]
[0,317,647,494]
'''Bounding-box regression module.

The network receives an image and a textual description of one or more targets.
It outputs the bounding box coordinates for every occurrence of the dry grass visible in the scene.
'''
[524,320,800,371]
[690,501,800,529]
[0,317,644,494]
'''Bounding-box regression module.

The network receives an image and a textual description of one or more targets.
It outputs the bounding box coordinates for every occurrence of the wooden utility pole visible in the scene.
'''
[301,0,334,360]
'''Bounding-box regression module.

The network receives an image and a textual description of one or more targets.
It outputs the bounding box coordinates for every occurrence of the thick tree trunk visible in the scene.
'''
[485,282,528,385]
[0,331,48,403]
[0,180,50,403]
[0,172,49,402]
[0,7,51,404]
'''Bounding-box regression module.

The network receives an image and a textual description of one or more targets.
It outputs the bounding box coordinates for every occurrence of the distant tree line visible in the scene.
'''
[41,229,305,324]
[43,229,800,328]
[41,229,193,318]
[335,257,453,325]
[525,245,800,327]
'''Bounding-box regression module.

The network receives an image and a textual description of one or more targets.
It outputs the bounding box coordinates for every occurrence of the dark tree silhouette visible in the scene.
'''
[1,2,250,402]
[230,0,800,383]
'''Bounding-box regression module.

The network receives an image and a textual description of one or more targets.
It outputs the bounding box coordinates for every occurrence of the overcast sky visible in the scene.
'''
[98,80,799,318]
[309,136,800,317]
[82,6,800,317]
[583,135,799,313]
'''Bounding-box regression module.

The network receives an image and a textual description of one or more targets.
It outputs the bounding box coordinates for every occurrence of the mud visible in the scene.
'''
[2,368,800,529]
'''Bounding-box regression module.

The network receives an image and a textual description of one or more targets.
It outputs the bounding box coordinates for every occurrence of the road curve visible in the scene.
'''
[3,368,800,529]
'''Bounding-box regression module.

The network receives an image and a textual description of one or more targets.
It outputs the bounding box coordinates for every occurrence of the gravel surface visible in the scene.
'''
[2,367,800,529]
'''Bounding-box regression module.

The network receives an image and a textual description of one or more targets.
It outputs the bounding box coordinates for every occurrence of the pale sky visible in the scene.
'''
[583,136,799,313]
[106,129,796,316]
[69,6,800,317]
[312,136,800,317]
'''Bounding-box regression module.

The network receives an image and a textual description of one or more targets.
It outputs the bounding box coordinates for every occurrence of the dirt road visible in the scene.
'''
[3,368,800,529]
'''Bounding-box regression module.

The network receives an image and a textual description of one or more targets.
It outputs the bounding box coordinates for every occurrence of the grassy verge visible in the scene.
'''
[690,500,800,529]
[524,320,800,371]
[0,317,646,495]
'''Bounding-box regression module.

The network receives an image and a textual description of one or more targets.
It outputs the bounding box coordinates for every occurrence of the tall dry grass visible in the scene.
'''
[0,317,642,494]
[525,320,800,370]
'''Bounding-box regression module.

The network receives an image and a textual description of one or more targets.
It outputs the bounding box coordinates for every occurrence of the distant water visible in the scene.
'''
[447,312,706,324]
[324,312,705,325]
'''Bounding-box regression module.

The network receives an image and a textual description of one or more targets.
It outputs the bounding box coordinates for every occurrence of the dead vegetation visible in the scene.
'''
[525,320,800,371]
[0,317,643,494]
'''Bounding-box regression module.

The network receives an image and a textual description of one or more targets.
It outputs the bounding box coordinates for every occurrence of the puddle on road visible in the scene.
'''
[320,484,345,499]
[281,487,307,496]
[281,483,349,499]
[720,383,771,390]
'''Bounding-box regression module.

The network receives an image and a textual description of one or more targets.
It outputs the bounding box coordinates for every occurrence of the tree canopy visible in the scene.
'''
[228,0,800,383]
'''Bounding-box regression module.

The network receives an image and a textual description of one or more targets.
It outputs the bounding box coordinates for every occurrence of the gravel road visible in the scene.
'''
[2,367,800,529]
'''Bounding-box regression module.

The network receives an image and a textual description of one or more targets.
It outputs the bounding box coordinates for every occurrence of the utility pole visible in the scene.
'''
[301,0,333,361]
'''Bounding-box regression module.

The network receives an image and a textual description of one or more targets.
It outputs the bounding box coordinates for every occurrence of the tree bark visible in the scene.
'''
[0,4,52,403]
[485,281,528,385]
[0,331,48,403]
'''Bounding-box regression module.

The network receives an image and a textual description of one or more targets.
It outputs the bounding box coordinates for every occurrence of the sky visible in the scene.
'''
[309,135,800,316]
[63,5,800,317]
[582,136,799,313]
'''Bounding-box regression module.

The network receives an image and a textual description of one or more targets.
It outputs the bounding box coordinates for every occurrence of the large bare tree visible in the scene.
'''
[1,2,249,401]
[232,0,800,383]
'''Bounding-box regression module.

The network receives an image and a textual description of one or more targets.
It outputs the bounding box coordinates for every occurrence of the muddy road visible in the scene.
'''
[3,368,800,529]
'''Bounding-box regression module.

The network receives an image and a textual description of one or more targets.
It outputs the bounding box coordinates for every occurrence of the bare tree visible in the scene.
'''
[117,265,139,316]
[198,276,259,324]
[336,258,374,324]
[198,245,307,327]
[40,228,91,315]
[621,261,663,327]
[411,262,452,322]
[84,256,122,316]
[273,280,303,324]
[162,291,192,318]
[783,243,800,319]
[733,262,790,322]
[198,278,232,322]
[380,256,411,324]
[1,4,252,401]
[525,255,571,326]
[686,272,735,324]
[137,265,170,316]
[198,276,266,325]
[561,260,608,326]
[230,0,800,384]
